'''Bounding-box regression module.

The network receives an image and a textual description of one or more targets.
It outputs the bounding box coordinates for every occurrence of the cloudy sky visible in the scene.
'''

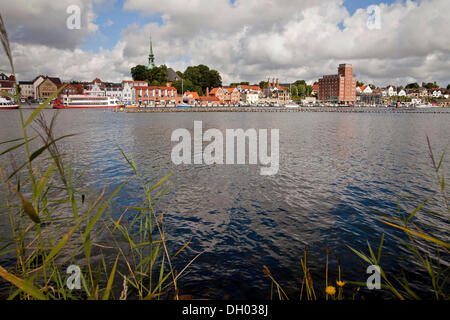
[1,0,449,86]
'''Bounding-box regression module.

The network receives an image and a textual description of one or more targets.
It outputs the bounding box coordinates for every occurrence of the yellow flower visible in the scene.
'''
[336,281,346,287]
[326,286,336,295]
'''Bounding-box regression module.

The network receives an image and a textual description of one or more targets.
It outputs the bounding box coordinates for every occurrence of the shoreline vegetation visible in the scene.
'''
[0,14,449,300]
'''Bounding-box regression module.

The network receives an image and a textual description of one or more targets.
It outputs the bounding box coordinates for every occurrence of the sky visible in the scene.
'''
[0,0,449,87]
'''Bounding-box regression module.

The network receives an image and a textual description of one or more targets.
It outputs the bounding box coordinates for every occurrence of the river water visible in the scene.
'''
[0,109,449,299]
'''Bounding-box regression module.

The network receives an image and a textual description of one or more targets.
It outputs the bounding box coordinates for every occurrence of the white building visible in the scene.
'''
[122,81,147,105]
[398,89,406,97]
[19,81,34,99]
[237,85,262,105]
[83,82,105,96]
[382,86,398,97]
[356,86,373,94]
[32,75,45,100]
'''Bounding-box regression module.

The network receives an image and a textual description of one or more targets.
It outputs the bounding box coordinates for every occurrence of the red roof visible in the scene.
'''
[239,85,262,91]
[199,96,219,101]
[183,92,200,99]
[312,84,319,90]
[0,80,13,88]
[134,86,176,90]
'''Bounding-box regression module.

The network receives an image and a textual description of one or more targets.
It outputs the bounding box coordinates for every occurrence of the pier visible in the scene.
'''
[116,106,450,114]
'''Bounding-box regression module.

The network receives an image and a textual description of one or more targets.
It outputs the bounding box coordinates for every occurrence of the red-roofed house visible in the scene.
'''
[132,85,178,106]
[209,87,240,104]
[356,86,372,94]
[183,92,200,105]
[199,96,220,106]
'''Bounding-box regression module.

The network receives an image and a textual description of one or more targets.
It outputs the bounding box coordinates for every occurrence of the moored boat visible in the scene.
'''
[0,97,18,109]
[53,95,122,109]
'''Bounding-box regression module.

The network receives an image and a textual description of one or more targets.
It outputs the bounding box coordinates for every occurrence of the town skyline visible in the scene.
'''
[1,0,449,87]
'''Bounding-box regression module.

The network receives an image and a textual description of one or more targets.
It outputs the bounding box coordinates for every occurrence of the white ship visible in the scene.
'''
[53,95,122,109]
[0,97,18,109]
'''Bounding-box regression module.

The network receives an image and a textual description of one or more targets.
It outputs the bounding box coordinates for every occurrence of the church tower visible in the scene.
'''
[147,36,155,70]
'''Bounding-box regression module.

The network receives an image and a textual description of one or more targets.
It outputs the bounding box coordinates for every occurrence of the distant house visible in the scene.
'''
[0,73,9,81]
[122,81,148,104]
[167,68,182,82]
[237,85,262,104]
[431,89,448,98]
[209,87,240,104]
[311,84,319,96]
[236,85,262,94]
[36,76,62,100]
[183,91,200,105]
[60,83,84,97]
[382,86,397,97]
[132,85,178,106]
[397,89,406,97]
[356,86,373,94]
[0,80,15,96]
[32,75,46,99]
[199,96,220,106]
[19,81,34,99]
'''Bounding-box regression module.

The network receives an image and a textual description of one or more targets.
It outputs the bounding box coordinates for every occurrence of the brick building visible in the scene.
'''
[132,85,178,106]
[318,64,356,104]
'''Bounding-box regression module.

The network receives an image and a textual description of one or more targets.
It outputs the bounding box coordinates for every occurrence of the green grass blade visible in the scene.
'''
[0,265,47,300]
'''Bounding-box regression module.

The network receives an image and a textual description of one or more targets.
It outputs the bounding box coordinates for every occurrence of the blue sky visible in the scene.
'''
[5,0,446,86]
[83,0,404,52]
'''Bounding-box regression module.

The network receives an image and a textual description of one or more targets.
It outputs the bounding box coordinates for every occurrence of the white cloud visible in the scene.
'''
[1,0,449,86]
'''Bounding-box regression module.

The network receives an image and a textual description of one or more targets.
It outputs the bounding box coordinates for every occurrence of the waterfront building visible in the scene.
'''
[311,84,319,96]
[398,89,407,97]
[0,80,15,97]
[199,96,220,106]
[36,76,62,99]
[18,81,34,99]
[356,86,373,94]
[132,85,177,106]
[0,74,16,97]
[430,89,448,98]
[122,81,148,105]
[183,92,200,105]
[237,85,262,105]
[209,87,240,104]
[318,64,356,104]
[84,81,105,96]
[381,86,397,97]
[60,83,84,98]
[32,75,46,100]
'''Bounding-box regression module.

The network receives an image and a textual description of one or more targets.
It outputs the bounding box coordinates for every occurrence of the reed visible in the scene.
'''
[0,13,195,300]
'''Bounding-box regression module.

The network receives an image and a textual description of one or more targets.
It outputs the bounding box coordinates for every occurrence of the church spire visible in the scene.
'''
[147,36,155,70]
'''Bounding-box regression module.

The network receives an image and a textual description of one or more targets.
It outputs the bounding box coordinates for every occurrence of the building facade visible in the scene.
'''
[132,85,178,105]
[318,64,356,104]
[36,77,62,99]
[19,81,34,99]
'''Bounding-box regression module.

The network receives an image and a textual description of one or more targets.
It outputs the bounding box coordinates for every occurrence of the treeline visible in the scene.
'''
[130,64,222,96]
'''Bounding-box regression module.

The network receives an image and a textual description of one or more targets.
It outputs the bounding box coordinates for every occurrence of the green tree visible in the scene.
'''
[259,81,268,89]
[131,65,149,82]
[356,81,364,87]
[149,65,168,85]
[422,82,439,89]
[447,84,450,90]
[230,82,249,88]
[183,65,222,93]
[406,82,419,89]
[172,79,199,95]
